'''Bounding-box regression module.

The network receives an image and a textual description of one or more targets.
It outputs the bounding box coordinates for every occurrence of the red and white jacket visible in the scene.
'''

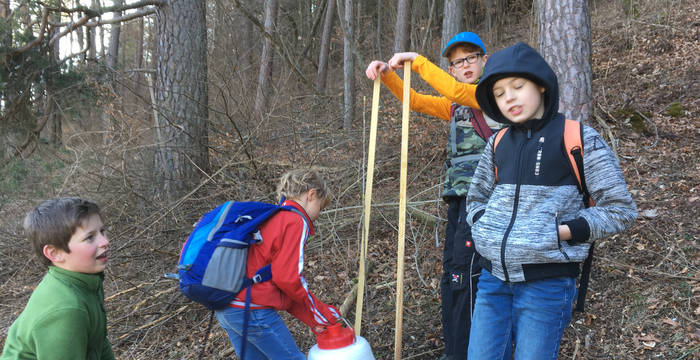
[230,200,340,328]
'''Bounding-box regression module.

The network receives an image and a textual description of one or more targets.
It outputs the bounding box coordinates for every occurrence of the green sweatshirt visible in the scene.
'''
[1,266,114,360]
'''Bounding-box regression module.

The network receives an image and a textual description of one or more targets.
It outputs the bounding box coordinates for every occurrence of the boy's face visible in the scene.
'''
[46,213,109,274]
[492,77,546,124]
[448,46,487,84]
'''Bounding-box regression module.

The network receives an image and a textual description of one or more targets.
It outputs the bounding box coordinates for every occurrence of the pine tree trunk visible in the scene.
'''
[342,0,355,130]
[106,0,123,69]
[154,0,210,197]
[536,0,592,122]
[255,0,279,114]
[316,0,335,94]
[440,0,462,69]
[393,0,411,53]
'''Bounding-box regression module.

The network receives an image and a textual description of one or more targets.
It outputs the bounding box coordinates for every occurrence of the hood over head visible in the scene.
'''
[475,42,559,129]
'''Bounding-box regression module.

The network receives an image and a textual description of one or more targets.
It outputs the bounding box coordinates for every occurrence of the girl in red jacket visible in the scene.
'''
[215,168,341,359]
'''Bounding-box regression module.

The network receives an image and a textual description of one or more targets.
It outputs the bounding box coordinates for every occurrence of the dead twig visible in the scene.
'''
[115,305,188,342]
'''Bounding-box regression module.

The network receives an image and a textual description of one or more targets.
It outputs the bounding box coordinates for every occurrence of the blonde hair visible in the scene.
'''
[277,168,331,208]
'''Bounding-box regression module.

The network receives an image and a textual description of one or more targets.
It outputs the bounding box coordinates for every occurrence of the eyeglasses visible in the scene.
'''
[449,54,483,68]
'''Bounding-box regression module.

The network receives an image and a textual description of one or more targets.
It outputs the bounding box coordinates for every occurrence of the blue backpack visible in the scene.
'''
[176,200,303,360]
[177,201,299,310]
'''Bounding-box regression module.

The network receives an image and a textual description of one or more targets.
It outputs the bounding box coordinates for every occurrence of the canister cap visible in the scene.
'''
[316,323,355,349]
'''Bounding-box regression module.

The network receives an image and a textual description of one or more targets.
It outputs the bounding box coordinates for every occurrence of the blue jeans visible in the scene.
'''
[215,307,305,360]
[468,269,577,360]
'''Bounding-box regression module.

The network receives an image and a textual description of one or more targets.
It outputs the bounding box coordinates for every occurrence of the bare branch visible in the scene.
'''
[48,13,91,46]
[49,6,156,27]
[39,0,162,15]
[85,7,156,26]
[9,7,49,55]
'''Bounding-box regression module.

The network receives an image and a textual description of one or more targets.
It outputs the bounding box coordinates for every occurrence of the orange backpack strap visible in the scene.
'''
[564,119,595,207]
[492,128,509,181]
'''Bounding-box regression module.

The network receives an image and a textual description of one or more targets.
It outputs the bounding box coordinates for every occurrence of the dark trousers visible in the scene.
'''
[441,196,481,360]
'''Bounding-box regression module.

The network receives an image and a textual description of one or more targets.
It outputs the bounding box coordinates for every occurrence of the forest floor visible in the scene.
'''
[1,1,698,359]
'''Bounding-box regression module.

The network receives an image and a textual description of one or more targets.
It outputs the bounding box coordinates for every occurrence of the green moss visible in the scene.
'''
[614,107,651,133]
[622,0,640,18]
[666,102,684,118]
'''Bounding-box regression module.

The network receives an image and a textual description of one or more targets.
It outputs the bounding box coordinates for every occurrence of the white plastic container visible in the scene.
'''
[307,323,375,360]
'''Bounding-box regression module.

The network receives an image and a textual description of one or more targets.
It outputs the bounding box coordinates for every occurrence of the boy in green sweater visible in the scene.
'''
[1,198,114,360]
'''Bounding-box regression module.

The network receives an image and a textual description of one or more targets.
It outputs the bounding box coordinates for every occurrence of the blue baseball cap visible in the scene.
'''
[442,32,486,57]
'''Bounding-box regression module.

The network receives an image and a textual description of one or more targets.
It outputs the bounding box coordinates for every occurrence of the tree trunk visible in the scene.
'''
[393,0,410,53]
[440,0,462,69]
[48,0,62,147]
[342,0,355,130]
[106,0,123,69]
[154,0,210,197]
[255,0,279,114]
[316,0,335,93]
[536,0,592,122]
[375,0,381,59]
[133,16,145,97]
[1,1,11,116]
[88,0,97,61]
[485,0,505,45]
[238,0,254,82]
[0,1,11,49]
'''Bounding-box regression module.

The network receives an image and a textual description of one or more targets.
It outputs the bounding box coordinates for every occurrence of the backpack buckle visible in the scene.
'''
[252,274,263,283]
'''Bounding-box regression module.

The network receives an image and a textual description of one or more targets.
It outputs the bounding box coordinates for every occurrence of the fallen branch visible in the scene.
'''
[115,305,188,342]
[340,283,358,316]
[104,282,155,302]
[598,256,700,281]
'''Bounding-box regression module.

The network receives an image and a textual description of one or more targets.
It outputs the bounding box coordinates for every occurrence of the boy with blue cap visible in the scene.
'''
[366,32,499,360]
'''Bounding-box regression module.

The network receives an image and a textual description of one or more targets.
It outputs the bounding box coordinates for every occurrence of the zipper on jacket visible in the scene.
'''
[500,133,530,282]
[555,212,570,260]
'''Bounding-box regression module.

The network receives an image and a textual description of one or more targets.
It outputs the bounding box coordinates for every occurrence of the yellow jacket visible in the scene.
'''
[380,55,480,121]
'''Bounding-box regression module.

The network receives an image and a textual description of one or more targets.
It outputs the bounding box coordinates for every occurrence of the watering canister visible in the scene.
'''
[307,323,375,360]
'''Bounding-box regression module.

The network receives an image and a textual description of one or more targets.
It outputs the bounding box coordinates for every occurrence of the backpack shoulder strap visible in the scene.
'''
[563,119,595,208]
[563,120,597,312]
[471,109,495,142]
[492,127,509,181]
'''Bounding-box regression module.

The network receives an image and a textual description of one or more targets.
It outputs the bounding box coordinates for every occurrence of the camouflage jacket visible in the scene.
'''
[443,104,499,197]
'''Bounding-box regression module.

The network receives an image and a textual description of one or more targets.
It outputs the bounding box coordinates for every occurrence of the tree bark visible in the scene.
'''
[255,0,279,114]
[440,0,462,69]
[536,0,592,122]
[375,0,381,59]
[88,0,97,61]
[153,0,210,197]
[0,1,11,49]
[485,0,505,45]
[342,0,354,130]
[316,0,335,93]
[393,0,410,53]
[48,1,62,147]
[106,0,123,69]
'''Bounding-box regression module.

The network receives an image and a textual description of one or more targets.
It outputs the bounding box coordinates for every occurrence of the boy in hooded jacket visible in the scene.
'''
[466,42,637,359]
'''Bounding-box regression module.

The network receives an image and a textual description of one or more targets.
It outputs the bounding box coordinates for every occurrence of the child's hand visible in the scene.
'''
[558,224,572,241]
[365,61,391,80]
[388,52,418,69]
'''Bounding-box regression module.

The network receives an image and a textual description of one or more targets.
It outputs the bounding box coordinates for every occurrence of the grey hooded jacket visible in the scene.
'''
[466,42,637,282]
